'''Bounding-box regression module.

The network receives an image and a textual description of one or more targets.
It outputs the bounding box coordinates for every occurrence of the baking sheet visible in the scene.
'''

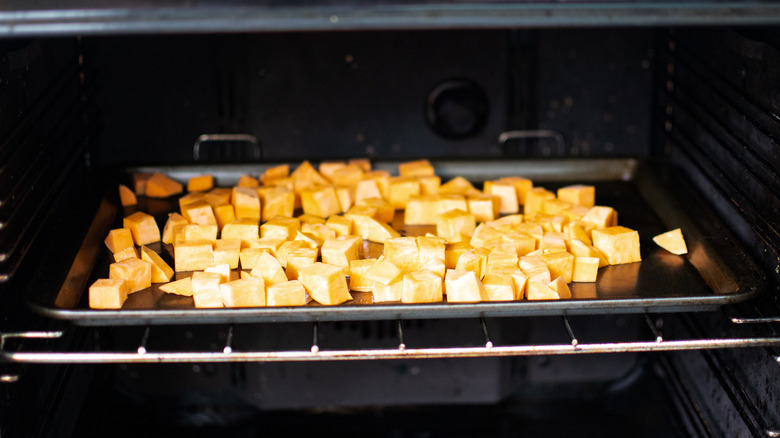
[28,159,765,326]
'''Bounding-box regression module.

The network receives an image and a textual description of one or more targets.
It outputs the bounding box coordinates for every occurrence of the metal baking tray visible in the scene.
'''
[28,159,765,326]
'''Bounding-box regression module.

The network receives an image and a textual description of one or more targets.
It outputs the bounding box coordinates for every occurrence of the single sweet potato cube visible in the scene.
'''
[321,236,362,268]
[653,228,688,255]
[188,175,214,192]
[566,221,593,245]
[203,264,231,284]
[542,199,573,215]
[302,223,337,243]
[239,247,270,270]
[248,237,284,257]
[417,175,441,195]
[497,176,533,204]
[455,249,489,280]
[267,280,308,307]
[109,258,152,293]
[181,200,217,226]
[113,246,138,262]
[541,251,575,284]
[383,237,420,273]
[145,173,183,198]
[445,241,472,269]
[174,240,214,271]
[232,187,261,220]
[572,256,600,282]
[325,215,354,237]
[592,226,641,265]
[421,259,446,278]
[404,195,440,225]
[214,204,237,230]
[261,217,301,240]
[295,231,324,249]
[205,188,232,208]
[276,240,309,268]
[286,247,319,280]
[540,232,568,253]
[89,278,129,309]
[159,276,193,296]
[123,212,160,246]
[547,277,572,299]
[213,239,240,269]
[526,278,569,300]
[298,262,352,305]
[373,280,403,302]
[524,187,556,217]
[179,192,208,209]
[349,258,377,292]
[437,209,476,241]
[487,246,519,272]
[348,158,371,172]
[104,228,134,253]
[469,223,504,248]
[220,277,265,307]
[140,246,174,283]
[345,213,399,243]
[581,206,616,230]
[221,218,259,246]
[177,224,218,244]
[119,184,137,207]
[354,179,383,205]
[438,194,469,215]
[365,257,404,286]
[330,164,365,187]
[249,251,289,285]
[484,181,519,214]
[162,213,189,244]
[389,177,421,209]
[557,184,595,208]
[439,176,476,195]
[489,267,528,299]
[399,159,435,178]
[318,161,347,182]
[467,194,501,222]
[417,236,446,266]
[237,174,259,188]
[260,164,290,185]
[444,269,487,303]
[482,273,517,301]
[402,270,443,303]
[519,255,552,285]
[190,272,224,308]
[356,197,394,223]
[301,186,341,219]
[501,232,537,257]
[259,186,295,221]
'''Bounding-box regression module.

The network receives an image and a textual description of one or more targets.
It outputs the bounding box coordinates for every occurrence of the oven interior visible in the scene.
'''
[1,18,779,438]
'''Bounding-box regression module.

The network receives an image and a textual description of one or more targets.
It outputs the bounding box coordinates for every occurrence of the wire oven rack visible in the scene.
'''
[2,312,778,365]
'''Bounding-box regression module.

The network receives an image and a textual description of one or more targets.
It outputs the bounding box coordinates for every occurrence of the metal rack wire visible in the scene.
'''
[2,313,778,364]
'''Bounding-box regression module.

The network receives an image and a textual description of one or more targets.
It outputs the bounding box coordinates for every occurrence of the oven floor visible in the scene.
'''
[68,356,687,438]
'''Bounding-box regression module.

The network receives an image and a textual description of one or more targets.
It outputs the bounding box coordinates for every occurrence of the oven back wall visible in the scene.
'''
[87,29,655,166]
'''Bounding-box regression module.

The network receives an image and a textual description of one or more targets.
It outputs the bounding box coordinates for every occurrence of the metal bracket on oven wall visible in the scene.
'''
[498,130,566,157]
[193,134,261,161]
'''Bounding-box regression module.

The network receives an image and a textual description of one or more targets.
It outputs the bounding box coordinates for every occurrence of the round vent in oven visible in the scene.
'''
[425,78,489,140]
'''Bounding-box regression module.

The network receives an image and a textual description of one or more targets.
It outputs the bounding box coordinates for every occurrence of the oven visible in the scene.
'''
[1,3,779,437]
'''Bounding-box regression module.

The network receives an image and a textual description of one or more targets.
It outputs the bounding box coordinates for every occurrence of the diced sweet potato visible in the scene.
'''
[123,212,160,246]
[249,252,289,285]
[557,184,595,208]
[232,187,261,220]
[140,246,174,283]
[177,224,218,244]
[373,279,403,302]
[258,186,295,220]
[653,228,687,255]
[298,262,352,305]
[354,179,384,205]
[581,206,616,230]
[383,237,420,273]
[547,277,572,299]
[237,174,259,188]
[330,164,365,186]
[404,195,440,225]
[260,164,290,185]
[417,175,441,195]
[445,269,487,303]
[592,226,641,265]
[162,213,189,244]
[104,228,134,253]
[174,240,214,271]
[401,270,443,303]
[389,177,421,209]
[416,236,446,266]
[204,263,232,283]
[286,247,319,280]
[239,247,270,270]
[325,215,354,237]
[519,255,552,285]
[349,258,378,292]
[261,217,301,240]
[524,187,556,217]
[214,204,237,230]
[276,240,309,268]
[119,184,137,207]
[355,197,394,223]
[132,172,152,196]
[221,218,259,246]
[439,176,476,195]
[190,271,224,308]
[266,280,308,306]
[399,159,435,178]
[497,176,533,205]
[484,181,519,214]
[300,186,341,219]
[321,236,362,268]
[541,251,575,284]
[467,194,501,222]
[482,273,517,301]
[113,246,138,262]
[109,258,152,293]
[437,209,476,241]
[572,256,600,282]
[89,278,128,309]
[220,277,265,307]
[188,175,214,192]
[205,188,232,208]
[159,276,193,296]
[365,257,404,286]
[181,200,217,226]
[444,241,472,269]
[145,172,183,198]
[489,267,528,299]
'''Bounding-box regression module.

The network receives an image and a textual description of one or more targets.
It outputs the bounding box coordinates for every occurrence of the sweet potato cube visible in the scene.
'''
[292,160,330,187]
[364,170,392,199]
[356,197,395,223]
[383,237,420,273]
[541,251,575,284]
[259,186,295,221]
[389,177,421,209]
[519,255,552,285]
[237,174,259,188]
[547,277,572,299]
[301,186,341,219]
[214,204,236,230]
[232,187,261,220]
[354,179,383,205]
[205,187,232,208]
[557,184,595,208]
[487,247,519,272]
[653,228,688,255]
[402,270,443,303]
[239,247,270,270]
[581,206,616,230]
[286,247,319,280]
[132,172,152,196]
[524,187,556,217]
[321,236,362,268]
[249,251,289,285]
[592,226,642,265]
[417,175,441,195]
[174,240,214,271]
[109,258,152,293]
[181,200,217,226]
[566,221,593,245]
[260,164,290,185]
[403,195,439,225]
[399,159,435,178]
[526,278,570,300]
[140,246,174,283]
[162,213,189,244]
[295,231,324,250]
[298,262,352,305]
[261,217,301,240]
[467,194,501,222]
[445,241,472,269]
[540,232,568,253]
[349,258,378,292]
[439,176,476,195]
[145,172,183,198]
[104,228,134,253]
[188,175,214,192]
[119,184,137,207]
[572,256,600,282]
[455,249,488,280]
[542,199,573,215]
[365,257,404,286]
[501,232,537,256]
[212,239,240,269]
[123,212,160,246]
[497,176,533,204]
[373,280,403,302]
[437,209,476,241]
[113,246,138,262]
[276,240,309,268]
[568,238,609,267]
[159,276,193,296]
[352,216,400,243]
[438,194,469,215]
[178,224,218,244]
[482,273,517,301]
[484,181,519,214]
[220,277,265,307]
[249,237,285,257]
[89,278,128,309]
[444,269,487,303]
[330,164,365,186]
[416,236,446,266]
[420,259,446,278]
[489,267,528,299]
[318,161,347,182]
[221,218,259,246]
[469,223,504,248]
[190,272,224,308]
[266,280,307,306]
[325,215,354,237]
[302,223,337,243]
